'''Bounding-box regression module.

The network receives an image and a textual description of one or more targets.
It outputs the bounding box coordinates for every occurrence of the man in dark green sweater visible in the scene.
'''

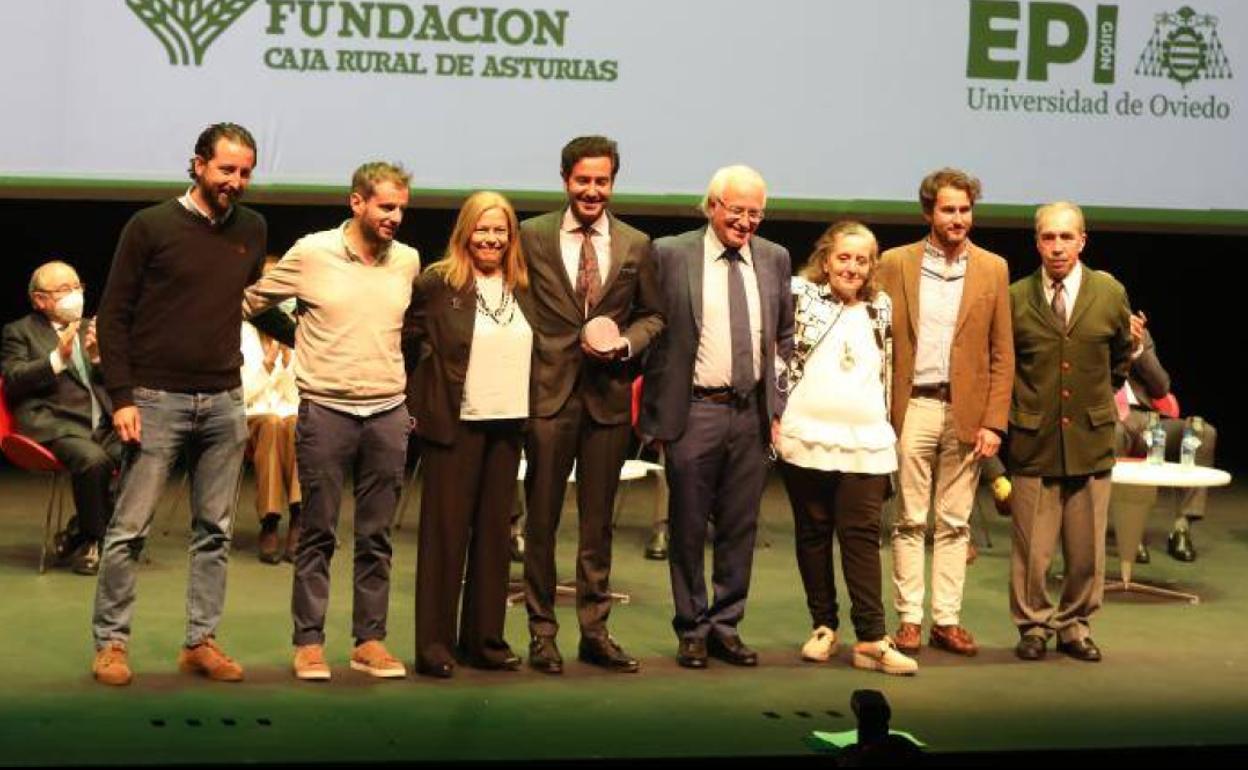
[90,123,269,687]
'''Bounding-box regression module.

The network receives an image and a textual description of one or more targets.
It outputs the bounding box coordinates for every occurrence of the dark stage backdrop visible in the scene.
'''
[3,198,1243,469]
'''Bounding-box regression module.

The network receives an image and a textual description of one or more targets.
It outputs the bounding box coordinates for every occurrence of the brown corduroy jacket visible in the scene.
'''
[876,239,1014,444]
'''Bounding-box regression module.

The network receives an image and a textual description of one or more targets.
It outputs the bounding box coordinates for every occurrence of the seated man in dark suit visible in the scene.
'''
[2,261,122,575]
[1115,313,1216,563]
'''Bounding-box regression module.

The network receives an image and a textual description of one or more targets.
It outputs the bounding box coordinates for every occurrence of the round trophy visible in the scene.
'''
[583,316,622,354]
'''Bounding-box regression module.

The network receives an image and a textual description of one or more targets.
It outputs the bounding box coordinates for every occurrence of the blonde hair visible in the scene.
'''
[433,191,528,293]
[799,220,880,302]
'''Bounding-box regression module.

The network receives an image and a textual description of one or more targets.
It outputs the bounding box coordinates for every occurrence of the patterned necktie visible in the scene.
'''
[575,225,603,314]
[724,249,754,399]
[1051,280,1067,330]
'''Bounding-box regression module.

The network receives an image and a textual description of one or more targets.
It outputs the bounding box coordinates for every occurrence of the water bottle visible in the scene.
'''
[1180,417,1204,468]
[1145,412,1166,465]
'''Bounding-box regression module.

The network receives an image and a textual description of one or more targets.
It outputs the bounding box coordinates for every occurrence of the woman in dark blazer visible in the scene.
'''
[404,191,535,677]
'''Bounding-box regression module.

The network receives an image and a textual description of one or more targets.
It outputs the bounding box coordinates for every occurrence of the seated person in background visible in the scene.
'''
[1115,311,1216,563]
[1,261,122,575]
[239,257,301,564]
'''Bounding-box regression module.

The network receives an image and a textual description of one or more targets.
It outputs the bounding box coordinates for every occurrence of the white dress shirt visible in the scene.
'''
[694,227,762,388]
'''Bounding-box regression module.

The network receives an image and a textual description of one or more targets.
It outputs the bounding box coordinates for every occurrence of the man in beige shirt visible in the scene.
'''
[243,162,420,681]
[876,168,1013,658]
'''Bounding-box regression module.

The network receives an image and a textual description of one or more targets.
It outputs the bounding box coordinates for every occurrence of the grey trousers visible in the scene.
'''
[1009,473,1110,643]
[291,401,409,647]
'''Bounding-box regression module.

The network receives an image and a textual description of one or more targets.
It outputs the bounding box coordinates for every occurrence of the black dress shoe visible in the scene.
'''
[578,636,640,673]
[416,660,454,678]
[528,637,563,674]
[1056,637,1102,662]
[1135,542,1151,564]
[1167,529,1197,562]
[1014,635,1046,661]
[676,637,708,669]
[707,634,758,667]
[466,649,522,671]
[644,528,668,560]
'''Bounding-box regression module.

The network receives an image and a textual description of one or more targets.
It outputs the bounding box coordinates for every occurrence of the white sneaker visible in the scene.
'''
[801,626,838,662]
[853,637,918,676]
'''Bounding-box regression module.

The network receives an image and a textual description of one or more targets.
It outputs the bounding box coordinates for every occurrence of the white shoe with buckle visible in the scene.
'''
[853,637,918,676]
[801,625,838,662]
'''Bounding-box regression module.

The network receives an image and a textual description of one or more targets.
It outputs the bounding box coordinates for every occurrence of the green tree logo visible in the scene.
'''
[127,0,257,66]
[1135,6,1233,87]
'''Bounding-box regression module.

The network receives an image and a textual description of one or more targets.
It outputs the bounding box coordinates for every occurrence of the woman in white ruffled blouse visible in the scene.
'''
[775,221,916,676]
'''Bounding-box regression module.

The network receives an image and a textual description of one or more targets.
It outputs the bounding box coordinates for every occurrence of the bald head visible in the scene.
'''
[28,261,83,321]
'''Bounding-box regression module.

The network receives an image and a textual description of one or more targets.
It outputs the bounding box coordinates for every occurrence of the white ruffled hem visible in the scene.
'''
[776,434,898,475]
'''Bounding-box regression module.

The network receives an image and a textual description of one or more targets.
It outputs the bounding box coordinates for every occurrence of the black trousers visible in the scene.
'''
[416,419,522,668]
[45,429,123,541]
[778,461,888,642]
[523,393,632,641]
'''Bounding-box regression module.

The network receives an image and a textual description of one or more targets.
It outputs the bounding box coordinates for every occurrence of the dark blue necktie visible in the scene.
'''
[724,248,753,399]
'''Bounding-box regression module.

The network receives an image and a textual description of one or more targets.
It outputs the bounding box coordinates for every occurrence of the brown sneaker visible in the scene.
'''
[350,640,406,679]
[177,638,244,682]
[930,624,979,656]
[894,622,922,656]
[92,642,133,686]
[293,644,331,681]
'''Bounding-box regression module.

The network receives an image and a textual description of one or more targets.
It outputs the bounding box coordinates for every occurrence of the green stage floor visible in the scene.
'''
[1,467,1246,765]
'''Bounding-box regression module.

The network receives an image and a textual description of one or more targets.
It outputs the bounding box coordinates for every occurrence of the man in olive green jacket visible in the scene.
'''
[1007,201,1132,664]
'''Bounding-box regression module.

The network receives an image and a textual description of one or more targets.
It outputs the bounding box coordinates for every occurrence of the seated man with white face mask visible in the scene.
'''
[2,260,122,575]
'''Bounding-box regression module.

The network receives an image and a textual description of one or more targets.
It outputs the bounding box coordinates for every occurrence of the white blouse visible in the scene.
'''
[460,274,533,420]
[776,302,897,474]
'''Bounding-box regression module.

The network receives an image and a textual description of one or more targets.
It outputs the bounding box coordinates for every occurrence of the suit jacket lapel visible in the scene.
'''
[901,244,922,340]
[1028,270,1063,334]
[1066,267,1096,331]
[686,229,706,334]
[954,246,983,336]
[599,212,626,298]
[536,211,583,324]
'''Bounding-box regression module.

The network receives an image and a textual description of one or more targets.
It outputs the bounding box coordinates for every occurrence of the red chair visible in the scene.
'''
[0,376,71,573]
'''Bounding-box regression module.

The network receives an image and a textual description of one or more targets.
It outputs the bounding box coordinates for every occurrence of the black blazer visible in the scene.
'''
[519,210,665,425]
[403,269,537,446]
[1,313,113,444]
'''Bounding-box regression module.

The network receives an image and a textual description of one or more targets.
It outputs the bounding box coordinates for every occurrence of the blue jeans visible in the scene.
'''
[92,386,247,649]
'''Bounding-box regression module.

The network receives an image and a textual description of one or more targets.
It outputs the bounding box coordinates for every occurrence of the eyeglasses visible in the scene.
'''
[715,198,764,224]
[34,282,84,297]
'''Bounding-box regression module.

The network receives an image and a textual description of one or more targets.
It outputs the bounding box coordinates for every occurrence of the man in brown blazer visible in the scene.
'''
[1009,201,1132,663]
[519,135,664,674]
[876,168,1013,657]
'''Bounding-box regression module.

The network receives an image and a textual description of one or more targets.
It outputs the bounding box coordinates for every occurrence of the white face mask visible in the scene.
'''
[54,290,84,324]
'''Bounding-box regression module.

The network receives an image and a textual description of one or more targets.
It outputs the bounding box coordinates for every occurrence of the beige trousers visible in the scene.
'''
[1009,473,1109,643]
[891,397,980,626]
[247,413,300,519]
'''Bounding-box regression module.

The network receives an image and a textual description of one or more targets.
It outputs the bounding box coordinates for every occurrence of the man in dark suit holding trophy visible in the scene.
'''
[519,135,665,674]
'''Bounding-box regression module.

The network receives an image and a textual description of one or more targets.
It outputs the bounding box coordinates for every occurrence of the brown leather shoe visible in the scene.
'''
[930,624,979,656]
[258,517,282,564]
[178,638,244,681]
[93,642,133,686]
[894,622,922,656]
